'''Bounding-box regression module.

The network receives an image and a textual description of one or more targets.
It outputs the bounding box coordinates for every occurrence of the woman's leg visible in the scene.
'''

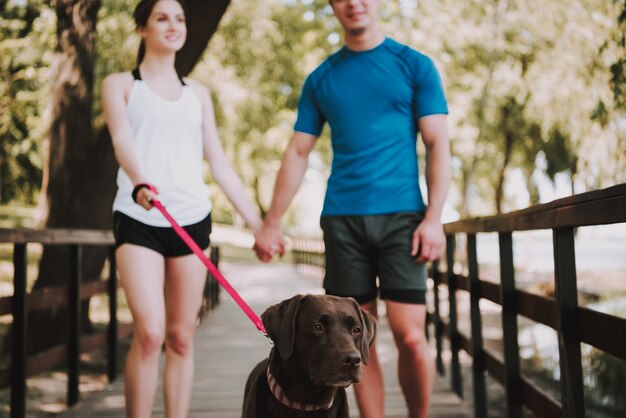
[162,251,207,418]
[116,244,166,418]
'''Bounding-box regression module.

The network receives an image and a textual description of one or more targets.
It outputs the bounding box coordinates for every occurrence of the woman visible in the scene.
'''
[101,1,266,417]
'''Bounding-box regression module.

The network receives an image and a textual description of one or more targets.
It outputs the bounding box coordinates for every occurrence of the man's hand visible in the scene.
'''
[411,216,445,263]
[253,221,286,263]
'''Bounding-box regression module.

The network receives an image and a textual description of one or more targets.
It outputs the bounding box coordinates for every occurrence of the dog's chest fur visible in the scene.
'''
[243,357,349,418]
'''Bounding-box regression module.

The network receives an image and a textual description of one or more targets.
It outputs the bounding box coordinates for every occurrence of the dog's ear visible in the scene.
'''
[350,298,377,365]
[261,294,305,360]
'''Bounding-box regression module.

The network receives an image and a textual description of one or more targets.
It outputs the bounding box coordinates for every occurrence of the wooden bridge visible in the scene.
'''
[0,182,625,417]
[53,261,471,418]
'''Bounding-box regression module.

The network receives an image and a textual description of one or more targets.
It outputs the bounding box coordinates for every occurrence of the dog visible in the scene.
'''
[241,294,376,418]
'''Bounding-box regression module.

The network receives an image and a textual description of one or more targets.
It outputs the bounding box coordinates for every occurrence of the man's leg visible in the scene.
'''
[320,216,383,417]
[352,300,385,418]
[385,300,434,418]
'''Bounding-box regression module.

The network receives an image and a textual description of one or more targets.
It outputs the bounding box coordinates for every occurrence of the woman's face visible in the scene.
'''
[138,0,187,54]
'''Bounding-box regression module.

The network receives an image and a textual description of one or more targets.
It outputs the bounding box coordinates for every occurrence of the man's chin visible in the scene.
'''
[346,27,367,37]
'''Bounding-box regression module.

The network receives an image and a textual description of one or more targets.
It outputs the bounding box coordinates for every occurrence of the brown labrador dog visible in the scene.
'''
[241,294,376,418]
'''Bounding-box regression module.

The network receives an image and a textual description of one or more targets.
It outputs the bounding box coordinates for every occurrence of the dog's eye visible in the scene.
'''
[351,326,361,335]
[311,323,324,333]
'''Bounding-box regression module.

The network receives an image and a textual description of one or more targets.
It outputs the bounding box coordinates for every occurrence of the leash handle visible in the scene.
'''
[146,191,267,336]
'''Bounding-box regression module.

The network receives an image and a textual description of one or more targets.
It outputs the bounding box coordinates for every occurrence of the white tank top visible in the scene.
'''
[112,71,212,227]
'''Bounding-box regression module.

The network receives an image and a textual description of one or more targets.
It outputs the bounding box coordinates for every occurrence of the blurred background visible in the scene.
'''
[1,0,625,232]
[1,0,625,416]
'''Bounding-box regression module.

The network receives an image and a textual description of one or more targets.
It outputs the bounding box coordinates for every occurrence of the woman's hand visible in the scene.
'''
[133,183,158,210]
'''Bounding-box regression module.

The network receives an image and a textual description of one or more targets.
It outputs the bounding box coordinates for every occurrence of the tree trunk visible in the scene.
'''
[495,132,513,214]
[524,166,540,206]
[25,0,103,354]
[22,0,231,355]
[251,174,267,219]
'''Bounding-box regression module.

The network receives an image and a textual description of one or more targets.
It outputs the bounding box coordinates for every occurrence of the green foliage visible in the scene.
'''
[588,349,626,410]
[93,0,138,126]
[0,0,53,204]
[0,0,137,206]
[423,0,625,214]
[607,0,626,110]
[194,0,336,223]
[1,0,625,221]
[544,127,576,181]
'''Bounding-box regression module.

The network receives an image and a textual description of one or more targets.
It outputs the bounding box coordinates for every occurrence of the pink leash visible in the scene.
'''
[148,194,268,338]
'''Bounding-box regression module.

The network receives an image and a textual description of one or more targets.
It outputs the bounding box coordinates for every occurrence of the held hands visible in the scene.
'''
[253,221,286,263]
[411,216,445,263]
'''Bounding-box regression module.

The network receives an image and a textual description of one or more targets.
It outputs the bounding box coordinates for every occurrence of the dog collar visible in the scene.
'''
[266,367,334,412]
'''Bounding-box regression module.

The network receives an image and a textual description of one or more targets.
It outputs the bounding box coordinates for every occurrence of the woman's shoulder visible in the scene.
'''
[183,78,210,100]
[102,71,135,92]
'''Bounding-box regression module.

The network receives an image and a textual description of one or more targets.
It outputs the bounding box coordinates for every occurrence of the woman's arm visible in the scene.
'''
[101,72,156,209]
[188,80,263,233]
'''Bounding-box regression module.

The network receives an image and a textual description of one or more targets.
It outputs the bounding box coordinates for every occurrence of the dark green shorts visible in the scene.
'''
[320,212,427,305]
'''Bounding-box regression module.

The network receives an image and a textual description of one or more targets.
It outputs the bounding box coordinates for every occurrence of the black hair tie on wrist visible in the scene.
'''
[132,183,153,204]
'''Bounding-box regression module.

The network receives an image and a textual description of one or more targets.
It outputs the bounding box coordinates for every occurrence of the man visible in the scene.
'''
[254,0,451,417]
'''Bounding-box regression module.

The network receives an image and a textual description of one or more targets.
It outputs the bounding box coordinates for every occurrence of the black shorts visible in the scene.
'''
[113,211,212,257]
[320,212,427,305]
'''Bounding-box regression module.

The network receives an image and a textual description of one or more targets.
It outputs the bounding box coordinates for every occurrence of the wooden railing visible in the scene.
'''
[291,182,626,418]
[0,228,220,418]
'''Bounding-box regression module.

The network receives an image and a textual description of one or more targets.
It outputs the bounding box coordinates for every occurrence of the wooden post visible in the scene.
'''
[446,234,463,398]
[553,227,585,417]
[468,234,487,418]
[425,264,433,343]
[107,246,118,382]
[11,244,27,418]
[68,244,82,406]
[432,259,444,375]
[209,246,220,307]
[498,233,522,418]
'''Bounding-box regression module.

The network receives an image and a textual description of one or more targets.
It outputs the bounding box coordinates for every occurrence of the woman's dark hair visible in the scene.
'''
[133,0,188,66]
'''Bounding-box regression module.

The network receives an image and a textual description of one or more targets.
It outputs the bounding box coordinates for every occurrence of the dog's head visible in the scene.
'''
[262,294,376,387]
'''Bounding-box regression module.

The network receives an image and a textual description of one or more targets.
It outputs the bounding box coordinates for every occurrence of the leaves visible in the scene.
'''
[193,0,335,222]
[0,0,52,204]
[1,0,624,221]
[425,0,625,214]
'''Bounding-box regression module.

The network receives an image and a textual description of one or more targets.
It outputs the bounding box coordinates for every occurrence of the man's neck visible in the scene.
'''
[344,27,385,51]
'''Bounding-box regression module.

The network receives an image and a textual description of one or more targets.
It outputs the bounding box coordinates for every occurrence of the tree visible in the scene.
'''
[0,0,51,204]
[196,0,335,224]
[607,0,626,110]
[418,0,625,216]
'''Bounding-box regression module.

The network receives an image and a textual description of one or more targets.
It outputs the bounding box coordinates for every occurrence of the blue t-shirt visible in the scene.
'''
[294,37,448,216]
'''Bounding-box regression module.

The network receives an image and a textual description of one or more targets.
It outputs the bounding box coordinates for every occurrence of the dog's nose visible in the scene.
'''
[342,352,362,368]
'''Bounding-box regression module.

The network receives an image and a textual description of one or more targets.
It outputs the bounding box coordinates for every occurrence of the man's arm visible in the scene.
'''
[412,114,451,262]
[254,131,318,262]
